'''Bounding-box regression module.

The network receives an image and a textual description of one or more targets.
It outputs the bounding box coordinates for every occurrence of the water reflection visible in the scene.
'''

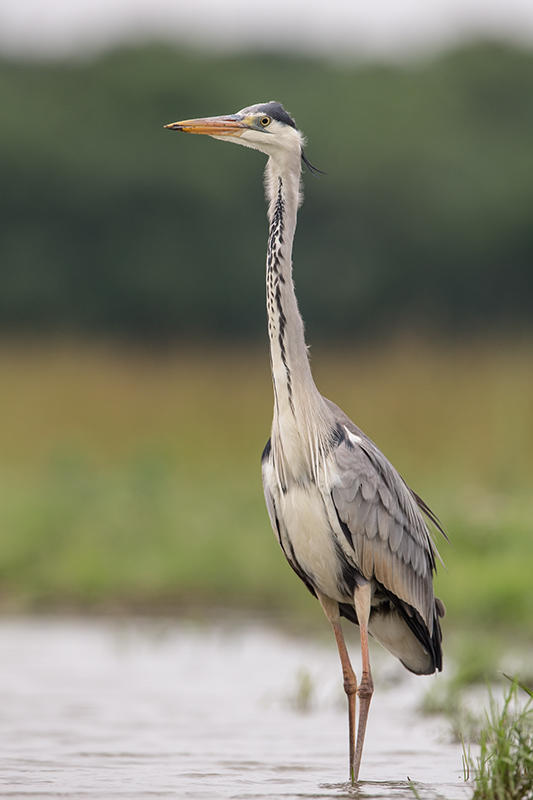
[0,618,470,799]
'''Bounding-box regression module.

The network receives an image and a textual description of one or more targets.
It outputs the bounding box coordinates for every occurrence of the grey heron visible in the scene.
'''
[165,102,445,783]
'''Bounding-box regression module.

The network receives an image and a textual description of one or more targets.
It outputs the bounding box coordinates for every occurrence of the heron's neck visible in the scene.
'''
[265,155,331,483]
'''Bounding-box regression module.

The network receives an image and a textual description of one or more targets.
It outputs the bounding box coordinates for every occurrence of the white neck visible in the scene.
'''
[264,152,333,487]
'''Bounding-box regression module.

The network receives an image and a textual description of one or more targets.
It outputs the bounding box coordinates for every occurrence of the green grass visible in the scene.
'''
[0,337,531,650]
[463,679,533,800]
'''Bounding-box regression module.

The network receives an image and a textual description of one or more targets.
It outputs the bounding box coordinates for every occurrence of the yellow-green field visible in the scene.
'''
[0,337,531,646]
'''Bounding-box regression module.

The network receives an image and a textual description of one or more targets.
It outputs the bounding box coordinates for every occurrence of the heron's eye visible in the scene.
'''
[259,116,271,127]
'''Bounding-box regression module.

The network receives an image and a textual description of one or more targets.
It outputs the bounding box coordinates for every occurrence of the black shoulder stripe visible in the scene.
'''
[331,492,354,550]
[329,423,346,449]
[261,438,272,463]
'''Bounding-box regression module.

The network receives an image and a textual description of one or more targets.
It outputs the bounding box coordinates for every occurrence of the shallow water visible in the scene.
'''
[0,617,471,799]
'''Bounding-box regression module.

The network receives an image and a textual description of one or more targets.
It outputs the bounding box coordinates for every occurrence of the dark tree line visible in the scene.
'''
[1,41,532,340]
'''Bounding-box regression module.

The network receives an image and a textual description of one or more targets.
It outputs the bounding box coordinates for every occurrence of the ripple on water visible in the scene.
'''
[0,618,471,799]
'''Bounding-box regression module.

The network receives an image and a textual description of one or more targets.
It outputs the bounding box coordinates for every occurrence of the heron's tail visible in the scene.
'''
[340,596,445,675]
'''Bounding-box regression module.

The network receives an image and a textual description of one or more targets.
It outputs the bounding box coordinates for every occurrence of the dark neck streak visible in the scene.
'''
[266,177,295,418]
[265,168,333,488]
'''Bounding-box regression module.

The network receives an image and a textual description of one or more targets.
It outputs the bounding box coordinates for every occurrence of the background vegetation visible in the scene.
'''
[0,41,531,654]
[0,339,531,647]
[1,41,532,339]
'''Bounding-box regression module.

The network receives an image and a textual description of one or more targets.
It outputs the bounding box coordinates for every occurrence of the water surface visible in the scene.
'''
[0,617,471,799]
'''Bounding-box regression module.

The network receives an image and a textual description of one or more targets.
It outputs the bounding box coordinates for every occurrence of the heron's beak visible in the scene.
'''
[164,114,247,137]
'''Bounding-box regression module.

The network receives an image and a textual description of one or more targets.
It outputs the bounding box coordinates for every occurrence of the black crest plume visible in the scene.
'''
[301,149,326,176]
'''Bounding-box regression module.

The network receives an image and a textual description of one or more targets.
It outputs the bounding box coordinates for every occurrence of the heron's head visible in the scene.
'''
[164,101,306,164]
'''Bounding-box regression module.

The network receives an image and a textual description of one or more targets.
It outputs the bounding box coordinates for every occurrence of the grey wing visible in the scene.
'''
[327,402,442,635]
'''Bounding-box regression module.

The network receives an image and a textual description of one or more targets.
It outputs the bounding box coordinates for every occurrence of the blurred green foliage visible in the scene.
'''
[0,340,531,647]
[1,41,532,338]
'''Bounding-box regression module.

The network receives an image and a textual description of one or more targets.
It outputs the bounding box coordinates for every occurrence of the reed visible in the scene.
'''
[463,679,533,800]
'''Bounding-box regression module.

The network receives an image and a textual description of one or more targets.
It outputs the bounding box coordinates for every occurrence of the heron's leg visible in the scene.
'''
[353,582,374,782]
[317,592,357,784]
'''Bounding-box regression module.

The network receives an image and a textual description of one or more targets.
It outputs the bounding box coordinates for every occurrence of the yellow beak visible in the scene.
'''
[163,115,247,137]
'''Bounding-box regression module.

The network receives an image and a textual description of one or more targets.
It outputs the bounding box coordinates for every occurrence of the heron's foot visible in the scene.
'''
[341,673,357,785]
[346,689,356,785]
[353,675,374,782]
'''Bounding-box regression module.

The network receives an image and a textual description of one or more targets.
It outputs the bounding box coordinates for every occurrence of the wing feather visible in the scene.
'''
[364,504,379,539]
[353,490,374,530]
[327,403,443,631]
